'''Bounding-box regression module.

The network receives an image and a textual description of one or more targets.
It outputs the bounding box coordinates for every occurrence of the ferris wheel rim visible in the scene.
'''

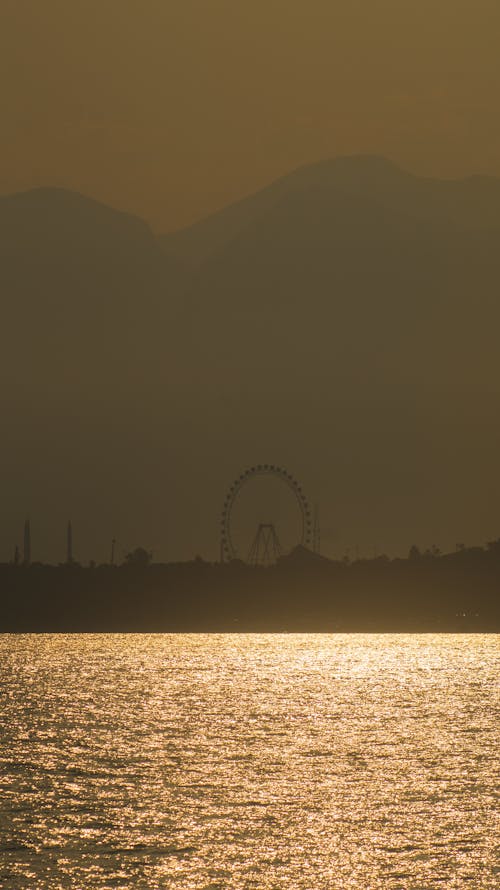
[220,465,312,562]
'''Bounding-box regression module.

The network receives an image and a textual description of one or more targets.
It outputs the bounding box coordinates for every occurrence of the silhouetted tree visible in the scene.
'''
[125,547,152,568]
[424,545,441,558]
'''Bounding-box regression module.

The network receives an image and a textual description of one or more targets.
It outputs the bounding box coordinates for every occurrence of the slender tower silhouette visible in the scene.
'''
[23,519,31,566]
[67,521,73,564]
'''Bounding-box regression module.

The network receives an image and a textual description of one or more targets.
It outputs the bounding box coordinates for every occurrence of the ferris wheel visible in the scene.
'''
[220,465,312,564]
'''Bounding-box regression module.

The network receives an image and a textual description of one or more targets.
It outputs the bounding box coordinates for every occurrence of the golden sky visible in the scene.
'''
[1,0,499,231]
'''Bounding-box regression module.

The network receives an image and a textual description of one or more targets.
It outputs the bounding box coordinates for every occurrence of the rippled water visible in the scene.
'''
[1,634,498,888]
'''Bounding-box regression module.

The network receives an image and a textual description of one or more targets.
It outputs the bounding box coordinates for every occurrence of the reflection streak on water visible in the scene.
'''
[0,634,498,888]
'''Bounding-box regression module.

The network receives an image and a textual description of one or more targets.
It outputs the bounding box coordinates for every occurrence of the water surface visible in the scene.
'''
[1,634,498,888]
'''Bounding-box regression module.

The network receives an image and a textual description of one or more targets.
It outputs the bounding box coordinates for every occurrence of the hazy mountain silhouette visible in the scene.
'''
[0,187,183,397]
[1,187,159,260]
[2,159,500,563]
[163,155,500,393]
[160,155,500,267]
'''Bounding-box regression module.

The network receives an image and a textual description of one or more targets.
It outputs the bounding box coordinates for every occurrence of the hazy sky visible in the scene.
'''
[2,0,500,231]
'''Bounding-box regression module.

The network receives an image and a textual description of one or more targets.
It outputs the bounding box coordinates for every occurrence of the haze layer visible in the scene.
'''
[2,158,500,562]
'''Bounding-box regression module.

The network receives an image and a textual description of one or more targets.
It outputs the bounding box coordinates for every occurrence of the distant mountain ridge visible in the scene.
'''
[159,155,500,268]
[3,156,500,269]
[0,186,160,262]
